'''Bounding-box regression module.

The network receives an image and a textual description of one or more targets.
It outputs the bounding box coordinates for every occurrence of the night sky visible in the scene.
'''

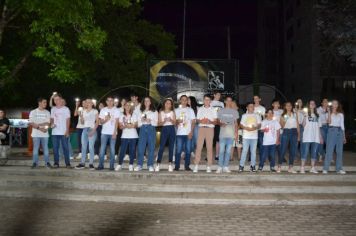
[142,0,257,76]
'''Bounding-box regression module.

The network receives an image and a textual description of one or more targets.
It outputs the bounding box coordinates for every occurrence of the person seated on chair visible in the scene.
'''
[0,109,10,145]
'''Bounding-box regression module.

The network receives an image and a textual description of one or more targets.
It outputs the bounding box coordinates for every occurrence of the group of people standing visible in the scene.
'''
[26,91,347,175]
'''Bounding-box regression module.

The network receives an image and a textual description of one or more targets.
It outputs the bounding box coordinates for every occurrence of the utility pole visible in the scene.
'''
[182,0,186,59]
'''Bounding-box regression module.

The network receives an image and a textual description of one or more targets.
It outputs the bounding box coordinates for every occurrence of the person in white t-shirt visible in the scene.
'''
[294,98,305,158]
[239,101,262,172]
[258,108,281,172]
[316,98,329,162]
[29,98,51,169]
[156,98,176,172]
[115,102,138,172]
[175,95,196,171]
[193,94,217,173]
[323,100,347,174]
[300,100,323,174]
[253,95,266,163]
[135,96,158,172]
[50,94,71,168]
[130,93,141,117]
[74,99,86,159]
[97,96,120,171]
[211,91,225,161]
[271,99,283,166]
[75,99,99,170]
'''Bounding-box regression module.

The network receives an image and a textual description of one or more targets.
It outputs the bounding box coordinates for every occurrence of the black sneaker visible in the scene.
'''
[258,166,263,172]
[66,165,73,169]
[238,166,244,172]
[250,166,256,172]
[215,156,219,161]
[109,167,115,171]
[75,163,85,170]
[31,163,37,169]
[45,163,52,169]
[53,163,59,168]
[96,166,104,171]
[185,167,192,171]
[89,164,95,170]
[270,168,276,172]
[174,167,180,171]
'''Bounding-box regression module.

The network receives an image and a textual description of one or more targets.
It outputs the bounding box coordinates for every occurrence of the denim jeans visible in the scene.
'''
[175,135,192,169]
[259,144,276,168]
[59,137,73,158]
[137,125,156,168]
[77,128,83,153]
[318,124,328,158]
[323,127,344,172]
[157,125,175,163]
[301,142,318,161]
[258,130,264,159]
[81,128,97,165]
[52,135,70,166]
[218,137,234,168]
[118,138,137,165]
[32,137,49,165]
[240,138,258,167]
[98,134,116,169]
[279,128,298,165]
[94,125,102,155]
[190,125,199,152]
[297,124,304,159]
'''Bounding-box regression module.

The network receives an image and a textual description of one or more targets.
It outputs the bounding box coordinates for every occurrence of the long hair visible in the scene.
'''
[124,104,134,116]
[281,102,294,117]
[140,96,156,112]
[306,100,319,118]
[160,98,174,112]
[189,96,198,115]
[333,100,344,114]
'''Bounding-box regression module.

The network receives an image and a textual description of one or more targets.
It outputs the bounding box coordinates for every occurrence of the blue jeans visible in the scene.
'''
[81,128,97,165]
[280,128,298,165]
[175,135,192,169]
[137,125,156,168]
[94,125,102,155]
[218,137,234,168]
[259,144,276,168]
[323,127,344,171]
[191,125,199,152]
[59,136,73,158]
[52,135,70,166]
[77,128,83,153]
[298,124,304,159]
[32,137,49,165]
[301,142,318,161]
[240,138,258,167]
[157,125,175,163]
[318,125,328,158]
[258,130,264,159]
[98,134,116,169]
[118,138,137,165]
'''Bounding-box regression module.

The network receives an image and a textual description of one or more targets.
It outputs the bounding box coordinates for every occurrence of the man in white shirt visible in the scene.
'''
[239,101,262,172]
[97,96,120,170]
[175,95,196,171]
[193,94,217,173]
[316,98,329,161]
[29,98,51,169]
[211,91,225,161]
[50,94,71,168]
[253,95,266,162]
[130,93,141,116]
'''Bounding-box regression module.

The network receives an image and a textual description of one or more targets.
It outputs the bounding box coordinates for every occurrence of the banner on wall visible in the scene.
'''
[149,59,237,103]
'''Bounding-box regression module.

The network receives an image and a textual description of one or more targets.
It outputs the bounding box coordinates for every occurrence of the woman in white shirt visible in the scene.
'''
[300,100,323,174]
[135,96,158,172]
[278,102,300,173]
[74,99,86,159]
[115,102,138,172]
[323,100,347,174]
[156,99,176,172]
[75,99,99,170]
[294,98,305,159]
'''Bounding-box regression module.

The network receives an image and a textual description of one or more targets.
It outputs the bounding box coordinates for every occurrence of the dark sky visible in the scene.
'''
[142,0,258,75]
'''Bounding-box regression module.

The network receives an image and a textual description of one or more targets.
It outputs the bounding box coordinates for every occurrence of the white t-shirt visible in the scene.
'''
[197,106,217,128]
[120,113,139,139]
[261,119,281,145]
[76,107,85,129]
[175,107,196,135]
[211,100,224,113]
[302,113,322,143]
[29,108,51,138]
[82,109,98,128]
[51,106,71,135]
[273,109,283,122]
[133,103,141,117]
[254,105,266,119]
[296,109,305,125]
[329,113,345,130]
[283,113,298,129]
[159,111,175,126]
[218,108,239,138]
[317,106,329,125]
[137,110,158,127]
[99,107,121,135]
[240,113,261,139]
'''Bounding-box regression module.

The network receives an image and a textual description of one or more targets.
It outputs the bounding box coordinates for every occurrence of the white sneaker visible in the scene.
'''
[206,166,212,173]
[128,165,134,172]
[223,167,231,173]
[322,170,328,174]
[134,166,142,172]
[337,170,346,175]
[310,167,319,174]
[193,165,199,173]
[124,154,129,161]
[216,167,223,174]
[76,153,82,159]
[155,164,160,172]
[300,167,305,174]
[288,168,297,174]
[168,164,173,172]
[94,155,99,160]
[148,166,155,172]
[115,165,122,171]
